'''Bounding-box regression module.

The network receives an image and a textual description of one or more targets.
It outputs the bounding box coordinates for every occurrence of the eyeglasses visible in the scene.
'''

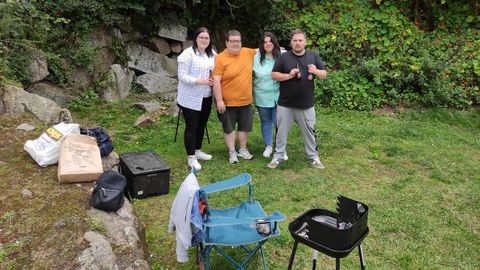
[228,40,242,44]
[198,36,210,40]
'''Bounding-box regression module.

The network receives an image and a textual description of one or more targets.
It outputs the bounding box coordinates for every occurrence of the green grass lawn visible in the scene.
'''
[76,100,480,269]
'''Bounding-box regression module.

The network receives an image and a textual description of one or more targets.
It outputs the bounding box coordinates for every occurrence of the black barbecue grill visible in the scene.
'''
[288,196,369,270]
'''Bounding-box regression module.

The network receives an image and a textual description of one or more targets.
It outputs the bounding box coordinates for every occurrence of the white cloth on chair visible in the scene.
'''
[168,172,200,262]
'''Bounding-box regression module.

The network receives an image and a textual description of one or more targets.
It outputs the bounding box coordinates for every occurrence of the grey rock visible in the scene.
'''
[127,44,168,75]
[133,102,165,113]
[134,114,154,127]
[16,123,36,132]
[102,152,120,172]
[21,188,33,198]
[84,199,149,269]
[28,82,76,107]
[27,51,49,83]
[77,231,118,270]
[182,40,193,51]
[136,73,177,94]
[54,219,66,229]
[103,64,134,101]
[157,24,187,42]
[69,68,93,89]
[56,108,73,124]
[151,37,171,55]
[160,54,178,77]
[2,85,62,124]
[170,40,183,54]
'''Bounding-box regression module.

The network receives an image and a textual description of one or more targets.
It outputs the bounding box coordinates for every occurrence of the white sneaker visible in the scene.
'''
[195,149,212,160]
[263,146,273,158]
[283,152,288,161]
[237,148,253,160]
[311,158,325,169]
[229,150,238,164]
[188,156,202,170]
[267,157,280,169]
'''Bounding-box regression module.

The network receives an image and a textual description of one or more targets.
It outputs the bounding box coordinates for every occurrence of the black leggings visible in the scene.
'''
[179,97,212,155]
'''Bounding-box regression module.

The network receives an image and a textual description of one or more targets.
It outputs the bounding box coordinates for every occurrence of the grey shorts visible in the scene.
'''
[217,105,253,134]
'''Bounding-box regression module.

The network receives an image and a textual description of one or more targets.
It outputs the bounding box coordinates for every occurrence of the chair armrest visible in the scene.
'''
[201,173,252,194]
[204,211,285,227]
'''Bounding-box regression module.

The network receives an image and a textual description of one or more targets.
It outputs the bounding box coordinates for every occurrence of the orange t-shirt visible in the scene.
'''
[213,48,256,106]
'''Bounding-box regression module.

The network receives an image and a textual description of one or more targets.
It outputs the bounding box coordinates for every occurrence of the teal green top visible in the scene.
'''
[252,53,279,108]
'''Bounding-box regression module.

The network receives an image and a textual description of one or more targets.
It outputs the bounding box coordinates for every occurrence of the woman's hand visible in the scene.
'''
[196,78,214,86]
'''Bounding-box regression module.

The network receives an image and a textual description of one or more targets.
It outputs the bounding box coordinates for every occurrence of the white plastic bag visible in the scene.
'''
[24,122,80,167]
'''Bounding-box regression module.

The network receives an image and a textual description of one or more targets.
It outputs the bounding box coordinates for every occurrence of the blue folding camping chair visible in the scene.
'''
[197,173,285,270]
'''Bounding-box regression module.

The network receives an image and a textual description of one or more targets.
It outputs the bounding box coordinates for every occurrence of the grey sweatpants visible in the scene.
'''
[273,105,319,160]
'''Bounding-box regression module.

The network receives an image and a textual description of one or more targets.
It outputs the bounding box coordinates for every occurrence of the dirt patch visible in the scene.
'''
[0,114,93,269]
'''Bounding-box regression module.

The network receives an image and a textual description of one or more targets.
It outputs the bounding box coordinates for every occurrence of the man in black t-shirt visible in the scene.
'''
[267,29,327,169]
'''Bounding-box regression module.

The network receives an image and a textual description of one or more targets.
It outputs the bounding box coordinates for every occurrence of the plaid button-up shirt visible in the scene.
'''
[177,47,216,111]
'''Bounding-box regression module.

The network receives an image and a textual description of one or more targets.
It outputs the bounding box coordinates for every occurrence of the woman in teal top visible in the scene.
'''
[253,32,282,158]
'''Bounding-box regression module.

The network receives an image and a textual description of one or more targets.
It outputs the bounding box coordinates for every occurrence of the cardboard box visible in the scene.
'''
[58,134,103,183]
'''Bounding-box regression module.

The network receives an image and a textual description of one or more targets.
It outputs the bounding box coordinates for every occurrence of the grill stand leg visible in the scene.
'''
[358,244,365,270]
[336,258,341,270]
[287,240,298,270]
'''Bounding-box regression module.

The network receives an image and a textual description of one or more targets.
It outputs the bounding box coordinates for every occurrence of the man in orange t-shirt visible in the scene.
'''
[213,30,256,164]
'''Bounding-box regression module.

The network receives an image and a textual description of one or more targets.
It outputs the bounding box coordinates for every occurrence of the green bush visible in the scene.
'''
[282,0,479,109]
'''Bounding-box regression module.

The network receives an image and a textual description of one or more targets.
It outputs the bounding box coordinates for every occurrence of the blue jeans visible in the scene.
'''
[256,106,277,146]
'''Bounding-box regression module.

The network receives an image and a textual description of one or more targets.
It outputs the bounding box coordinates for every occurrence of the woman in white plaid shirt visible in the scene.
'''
[177,27,217,171]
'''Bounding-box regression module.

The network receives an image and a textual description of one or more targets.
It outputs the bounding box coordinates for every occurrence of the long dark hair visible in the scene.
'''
[259,31,281,65]
[192,27,214,58]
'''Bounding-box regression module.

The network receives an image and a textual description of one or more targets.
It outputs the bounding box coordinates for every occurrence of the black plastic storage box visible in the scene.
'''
[119,151,170,199]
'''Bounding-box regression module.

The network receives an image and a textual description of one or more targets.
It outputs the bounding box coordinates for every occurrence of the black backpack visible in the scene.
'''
[80,127,114,157]
[89,170,127,212]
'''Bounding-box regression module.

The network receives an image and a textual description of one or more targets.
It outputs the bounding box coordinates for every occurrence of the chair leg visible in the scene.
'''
[260,245,267,270]
[336,257,341,270]
[358,244,365,270]
[205,125,210,144]
[287,241,298,270]
[174,107,181,143]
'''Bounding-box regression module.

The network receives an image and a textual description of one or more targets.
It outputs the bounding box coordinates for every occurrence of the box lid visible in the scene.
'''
[120,151,170,175]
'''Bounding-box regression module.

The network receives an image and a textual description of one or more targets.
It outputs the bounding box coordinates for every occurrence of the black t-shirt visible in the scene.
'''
[272,50,324,109]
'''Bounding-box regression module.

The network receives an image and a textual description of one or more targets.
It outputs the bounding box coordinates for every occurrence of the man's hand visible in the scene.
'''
[308,64,327,79]
[216,100,226,113]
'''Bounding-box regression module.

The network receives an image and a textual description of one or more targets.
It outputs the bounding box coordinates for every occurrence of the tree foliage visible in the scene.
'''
[1,0,478,109]
[280,0,479,109]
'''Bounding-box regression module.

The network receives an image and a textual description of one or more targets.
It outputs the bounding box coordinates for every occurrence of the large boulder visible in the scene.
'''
[81,200,150,269]
[68,68,93,90]
[157,24,187,42]
[28,82,76,107]
[160,54,178,77]
[150,37,171,55]
[127,44,170,75]
[1,85,63,124]
[89,28,117,81]
[136,73,177,95]
[170,41,183,54]
[103,64,135,101]
[27,51,49,83]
